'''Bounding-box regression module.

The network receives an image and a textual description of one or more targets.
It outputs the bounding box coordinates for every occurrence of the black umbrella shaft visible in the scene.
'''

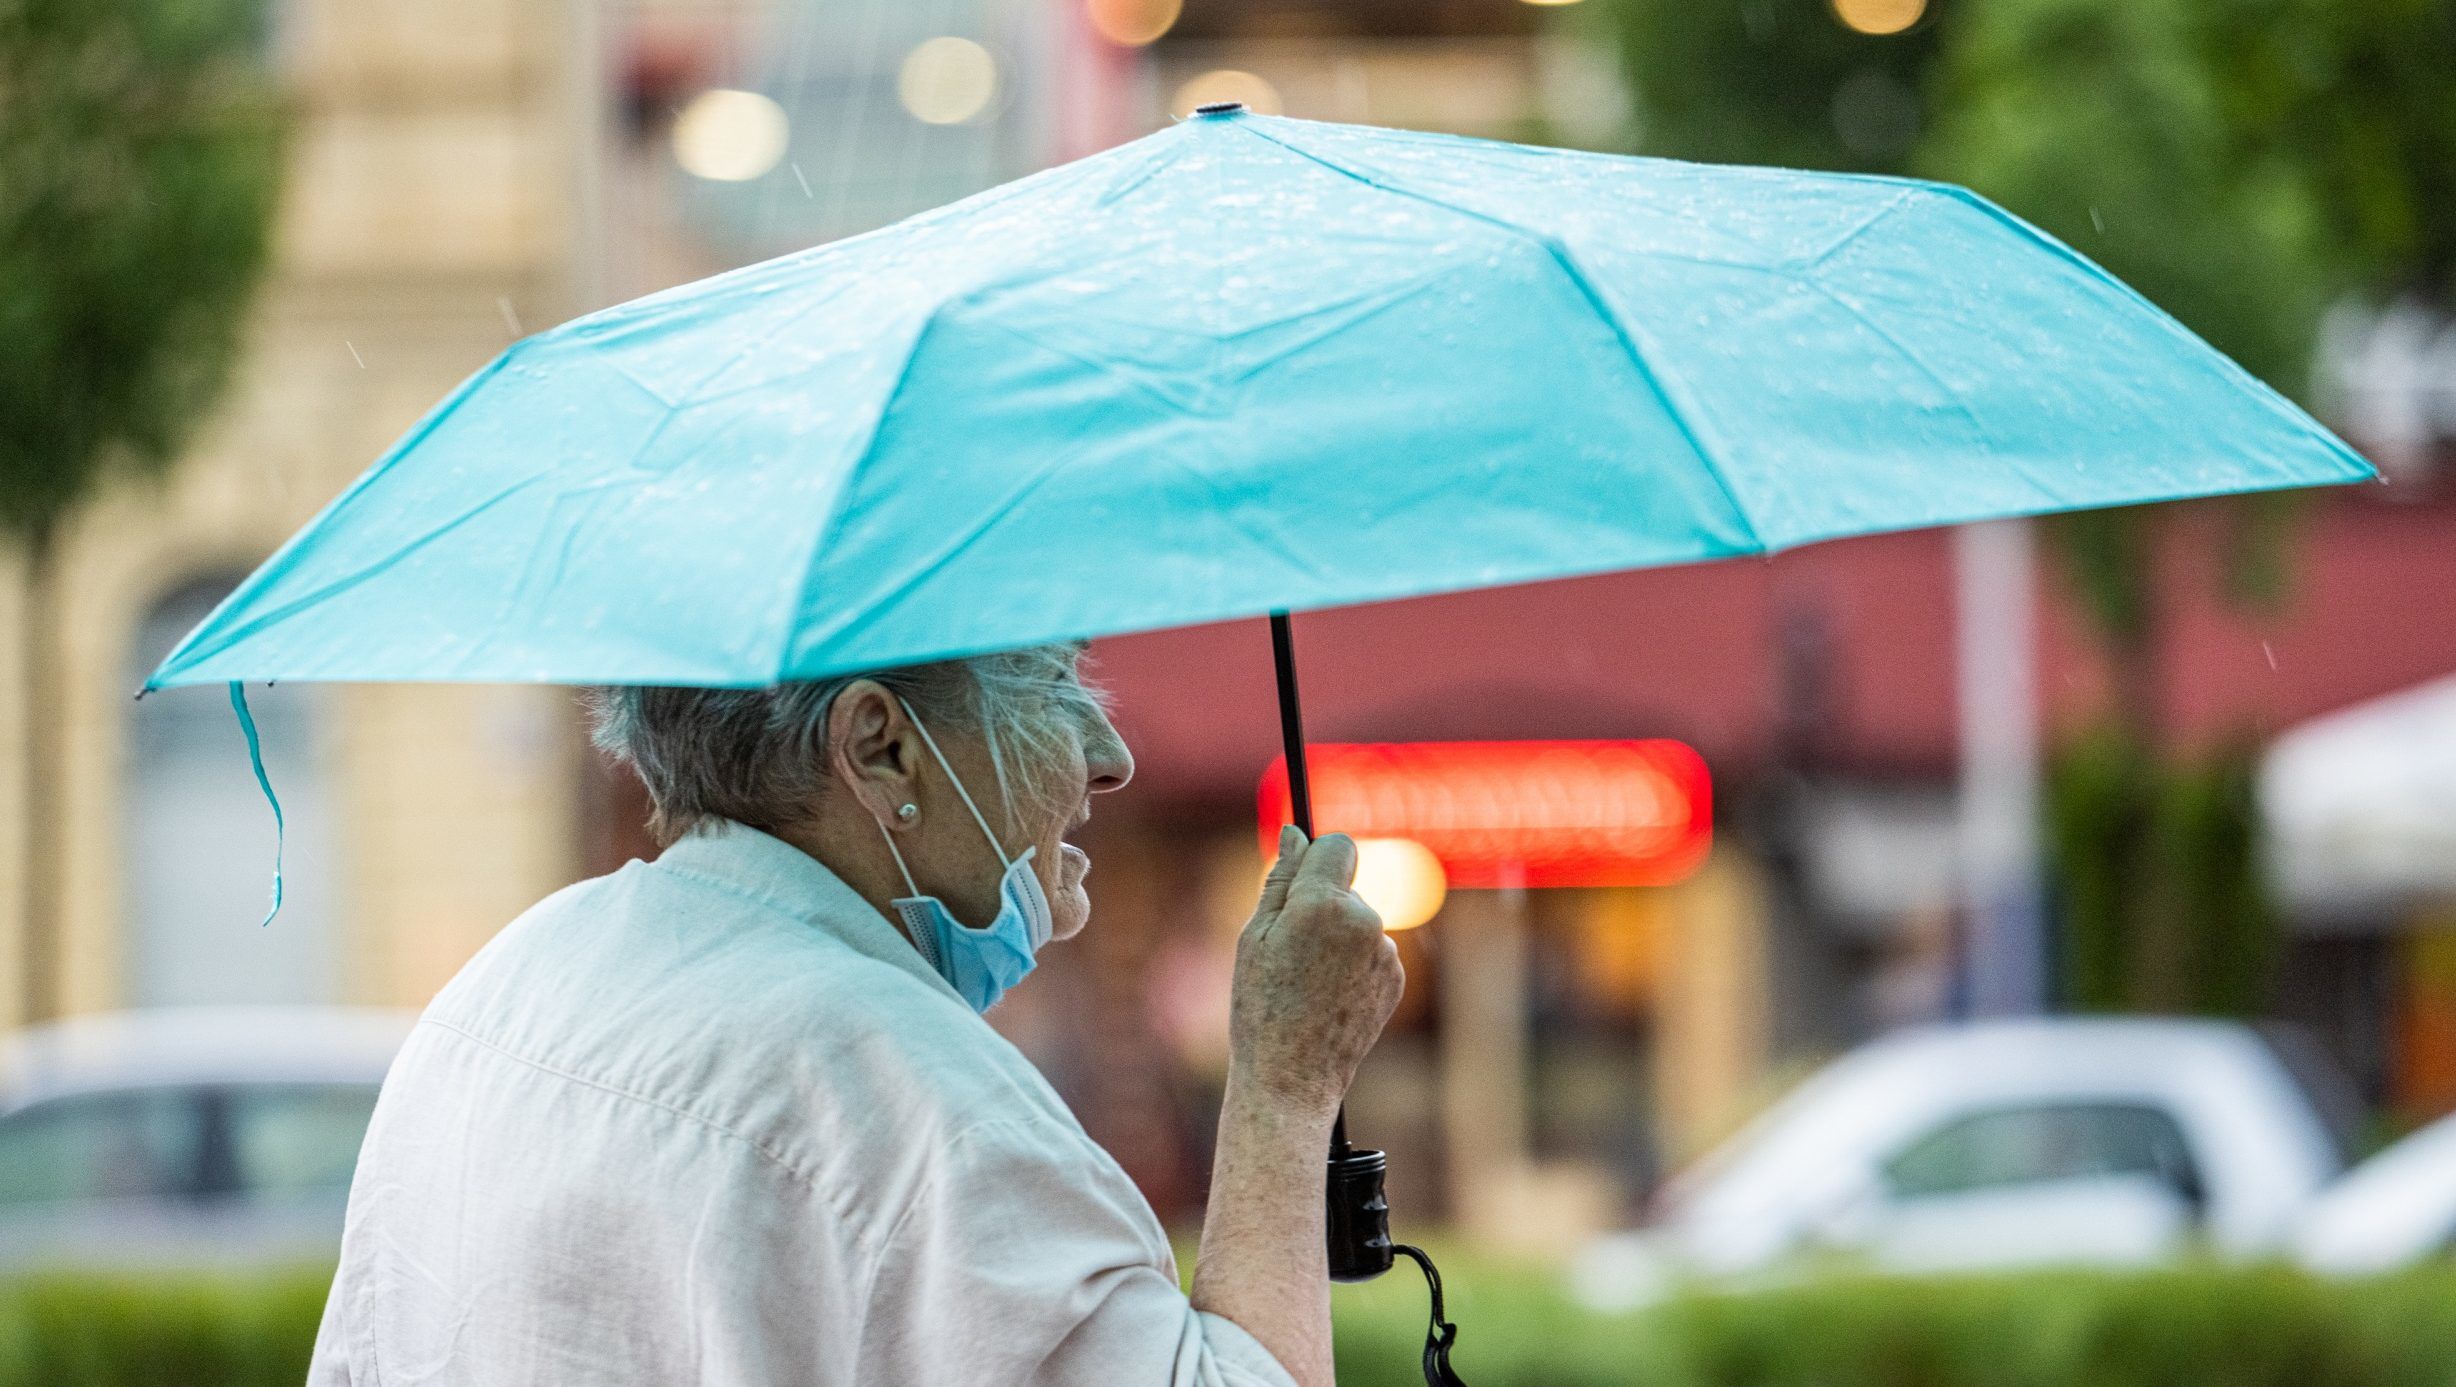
[1270,611,1315,838]
[1268,612,1346,1157]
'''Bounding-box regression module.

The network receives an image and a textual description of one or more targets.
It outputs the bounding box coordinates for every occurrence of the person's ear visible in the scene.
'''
[826,681,921,827]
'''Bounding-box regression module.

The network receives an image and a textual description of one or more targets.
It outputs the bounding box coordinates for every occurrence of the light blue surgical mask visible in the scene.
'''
[874,698,1054,1013]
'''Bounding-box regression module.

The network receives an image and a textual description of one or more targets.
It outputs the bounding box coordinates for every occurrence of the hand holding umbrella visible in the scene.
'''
[1194,826,1406,1386]
[1227,829,1403,1124]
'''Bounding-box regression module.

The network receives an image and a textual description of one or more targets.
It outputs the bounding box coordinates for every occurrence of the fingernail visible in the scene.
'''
[1278,824,1300,852]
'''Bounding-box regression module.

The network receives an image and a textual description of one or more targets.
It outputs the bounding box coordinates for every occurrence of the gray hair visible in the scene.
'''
[584,644,1110,846]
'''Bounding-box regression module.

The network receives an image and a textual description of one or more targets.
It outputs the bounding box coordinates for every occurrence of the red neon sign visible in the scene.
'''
[1257,740,1712,890]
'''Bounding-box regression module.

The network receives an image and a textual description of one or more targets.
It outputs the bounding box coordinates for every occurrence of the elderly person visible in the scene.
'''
[307,643,1403,1387]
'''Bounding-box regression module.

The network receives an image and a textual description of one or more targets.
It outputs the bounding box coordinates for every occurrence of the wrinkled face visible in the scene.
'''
[896,665,1134,942]
[1006,693,1133,942]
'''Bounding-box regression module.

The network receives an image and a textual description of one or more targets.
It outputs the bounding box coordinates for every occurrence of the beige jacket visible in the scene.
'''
[307,819,1294,1387]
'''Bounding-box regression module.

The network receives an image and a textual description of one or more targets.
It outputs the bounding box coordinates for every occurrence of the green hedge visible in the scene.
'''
[11,1259,2456,1386]
[0,1266,330,1387]
[1329,1257,2456,1387]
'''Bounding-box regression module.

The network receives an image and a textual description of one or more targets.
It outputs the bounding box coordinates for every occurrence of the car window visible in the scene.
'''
[222,1084,380,1196]
[1882,1103,2201,1201]
[0,1088,202,1206]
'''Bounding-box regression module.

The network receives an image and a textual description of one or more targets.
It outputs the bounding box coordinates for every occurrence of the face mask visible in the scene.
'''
[873,697,1055,1013]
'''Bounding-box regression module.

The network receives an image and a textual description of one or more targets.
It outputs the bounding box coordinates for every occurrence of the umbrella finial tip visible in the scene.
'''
[1193,101,1247,118]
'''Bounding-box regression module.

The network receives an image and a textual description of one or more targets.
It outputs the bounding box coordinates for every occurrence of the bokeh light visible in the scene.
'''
[1171,69,1283,118]
[1351,838,1448,932]
[1831,0,1927,35]
[898,37,1000,126]
[1086,0,1182,47]
[670,89,789,182]
[1831,67,1921,157]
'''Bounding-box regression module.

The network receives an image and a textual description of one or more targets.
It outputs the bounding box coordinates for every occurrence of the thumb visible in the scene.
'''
[1253,824,1307,921]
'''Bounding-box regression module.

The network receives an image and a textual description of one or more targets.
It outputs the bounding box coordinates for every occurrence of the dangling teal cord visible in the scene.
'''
[228,681,285,927]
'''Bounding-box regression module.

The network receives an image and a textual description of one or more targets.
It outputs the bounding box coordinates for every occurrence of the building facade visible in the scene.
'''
[0,0,596,1029]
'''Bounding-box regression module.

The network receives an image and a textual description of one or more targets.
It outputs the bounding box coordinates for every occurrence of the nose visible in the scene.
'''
[1085,716,1134,794]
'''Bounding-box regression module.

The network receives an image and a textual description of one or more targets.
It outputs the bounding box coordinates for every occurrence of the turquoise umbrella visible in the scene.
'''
[146,104,2368,692]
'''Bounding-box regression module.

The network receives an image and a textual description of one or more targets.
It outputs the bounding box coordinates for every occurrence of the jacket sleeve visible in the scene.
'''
[856,1117,1300,1387]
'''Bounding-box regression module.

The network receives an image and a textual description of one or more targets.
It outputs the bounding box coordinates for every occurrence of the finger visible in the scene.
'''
[1292,832,1359,894]
[1253,824,1307,920]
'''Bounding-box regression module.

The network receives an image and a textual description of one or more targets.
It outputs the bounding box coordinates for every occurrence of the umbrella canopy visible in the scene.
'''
[147,106,2369,692]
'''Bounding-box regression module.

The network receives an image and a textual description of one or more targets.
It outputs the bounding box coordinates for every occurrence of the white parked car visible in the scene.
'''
[0,1007,414,1272]
[2293,1108,2456,1274]
[1574,1018,2348,1308]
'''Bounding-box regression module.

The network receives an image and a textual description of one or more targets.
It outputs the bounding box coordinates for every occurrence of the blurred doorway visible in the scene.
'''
[121,576,343,1007]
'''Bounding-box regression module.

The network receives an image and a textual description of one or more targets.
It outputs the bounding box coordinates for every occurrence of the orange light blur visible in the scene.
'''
[1831,0,1926,34]
[1086,0,1181,46]
[1258,740,1712,890]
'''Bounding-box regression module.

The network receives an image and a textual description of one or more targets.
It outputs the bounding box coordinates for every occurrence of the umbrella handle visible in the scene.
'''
[1325,1144,1394,1281]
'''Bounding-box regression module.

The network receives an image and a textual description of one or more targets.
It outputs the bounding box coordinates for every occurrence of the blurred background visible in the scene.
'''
[2,0,2454,1380]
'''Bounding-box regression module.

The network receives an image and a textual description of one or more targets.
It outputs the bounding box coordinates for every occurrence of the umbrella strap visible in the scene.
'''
[228,681,286,927]
[1392,1243,1466,1386]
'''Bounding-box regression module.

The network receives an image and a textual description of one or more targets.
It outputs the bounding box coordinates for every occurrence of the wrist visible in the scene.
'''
[1221,1065,1342,1139]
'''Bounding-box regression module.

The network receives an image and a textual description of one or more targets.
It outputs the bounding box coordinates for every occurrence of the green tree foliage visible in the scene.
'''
[1598,0,1944,175]
[2231,0,2456,305]
[0,0,285,542]
[2050,730,2278,1016]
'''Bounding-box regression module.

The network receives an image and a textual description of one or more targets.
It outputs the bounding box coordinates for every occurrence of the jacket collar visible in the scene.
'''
[649,818,960,1002]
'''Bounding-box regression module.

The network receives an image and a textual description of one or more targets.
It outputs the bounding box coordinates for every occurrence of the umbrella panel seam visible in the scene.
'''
[1230,119,1769,554]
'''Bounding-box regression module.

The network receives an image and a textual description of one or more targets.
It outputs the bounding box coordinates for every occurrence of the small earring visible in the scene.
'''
[896,803,918,821]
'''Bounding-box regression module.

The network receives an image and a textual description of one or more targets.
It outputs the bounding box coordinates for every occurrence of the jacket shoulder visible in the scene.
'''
[412,859,1081,1184]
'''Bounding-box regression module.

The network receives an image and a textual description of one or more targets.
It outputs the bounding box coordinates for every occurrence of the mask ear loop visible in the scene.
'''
[818,682,932,900]
[872,817,923,898]
[893,695,1017,869]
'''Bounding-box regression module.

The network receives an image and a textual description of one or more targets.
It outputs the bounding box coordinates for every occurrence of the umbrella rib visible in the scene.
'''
[1931,185,2370,478]
[1229,122,1768,556]
[1805,279,1996,445]
[794,439,1092,666]
[766,300,956,682]
[1798,189,1921,270]
[1094,135,1184,208]
[148,351,522,688]
[156,471,551,681]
